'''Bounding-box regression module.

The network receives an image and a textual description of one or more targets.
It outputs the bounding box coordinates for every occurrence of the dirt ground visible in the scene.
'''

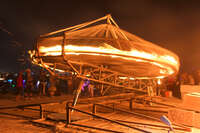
[0,93,68,133]
[0,114,54,133]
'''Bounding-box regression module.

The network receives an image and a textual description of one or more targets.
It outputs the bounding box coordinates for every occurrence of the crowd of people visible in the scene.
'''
[15,68,65,100]
[16,68,46,100]
[15,68,95,101]
[13,67,200,101]
[179,71,200,85]
[157,70,200,99]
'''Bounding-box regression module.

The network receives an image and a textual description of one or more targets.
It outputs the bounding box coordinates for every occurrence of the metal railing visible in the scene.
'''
[65,102,151,133]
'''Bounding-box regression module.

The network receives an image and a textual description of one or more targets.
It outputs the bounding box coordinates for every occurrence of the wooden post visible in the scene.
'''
[66,103,71,126]
[92,104,96,114]
[39,105,43,119]
[62,33,66,56]
[92,104,96,119]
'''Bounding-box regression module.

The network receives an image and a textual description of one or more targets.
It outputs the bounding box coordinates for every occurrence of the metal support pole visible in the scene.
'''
[92,104,96,119]
[39,105,43,119]
[92,104,96,114]
[72,80,84,107]
[66,102,71,126]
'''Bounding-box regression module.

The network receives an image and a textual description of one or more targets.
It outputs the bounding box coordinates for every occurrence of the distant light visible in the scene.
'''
[8,79,13,83]
[157,79,161,85]
[156,76,165,79]
[119,77,127,80]
[0,77,5,80]
[119,77,135,80]
[36,81,40,88]
[23,80,26,88]
[86,74,91,77]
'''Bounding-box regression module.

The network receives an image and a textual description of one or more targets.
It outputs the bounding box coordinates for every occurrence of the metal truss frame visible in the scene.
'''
[65,59,148,95]
[40,57,148,96]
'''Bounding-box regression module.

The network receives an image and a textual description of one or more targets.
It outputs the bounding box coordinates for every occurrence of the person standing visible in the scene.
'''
[172,75,182,99]
[48,74,57,96]
[88,83,94,97]
[25,69,33,99]
[39,70,47,96]
[188,74,195,85]
[195,70,200,85]
[16,71,24,101]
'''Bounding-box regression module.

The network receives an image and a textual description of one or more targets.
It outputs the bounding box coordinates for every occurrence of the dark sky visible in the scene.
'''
[0,0,200,73]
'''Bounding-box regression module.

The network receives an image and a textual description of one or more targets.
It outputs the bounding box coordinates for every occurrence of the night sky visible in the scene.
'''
[0,0,200,73]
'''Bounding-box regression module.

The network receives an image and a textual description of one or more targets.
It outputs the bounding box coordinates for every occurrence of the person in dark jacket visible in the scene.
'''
[172,75,182,99]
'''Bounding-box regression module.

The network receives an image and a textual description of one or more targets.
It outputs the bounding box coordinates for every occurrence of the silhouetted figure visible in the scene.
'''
[25,68,33,99]
[188,74,195,85]
[180,72,189,85]
[39,70,47,96]
[16,71,24,101]
[195,70,200,85]
[48,75,57,96]
[88,83,94,97]
[172,75,182,99]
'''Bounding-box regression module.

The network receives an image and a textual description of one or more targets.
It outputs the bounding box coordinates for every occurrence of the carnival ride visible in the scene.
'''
[29,14,180,106]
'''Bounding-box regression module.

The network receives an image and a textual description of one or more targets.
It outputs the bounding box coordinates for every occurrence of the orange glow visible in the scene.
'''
[157,79,161,85]
[39,44,178,66]
[38,43,179,76]
[29,49,172,79]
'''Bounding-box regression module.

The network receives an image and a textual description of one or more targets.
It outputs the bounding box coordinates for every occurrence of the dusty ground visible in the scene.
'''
[0,114,54,133]
[0,93,68,133]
